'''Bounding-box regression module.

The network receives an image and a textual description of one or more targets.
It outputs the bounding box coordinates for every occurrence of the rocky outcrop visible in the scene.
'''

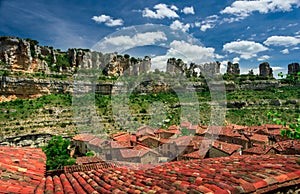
[227,62,240,75]
[166,58,187,74]
[259,62,273,78]
[288,62,300,75]
[199,62,220,77]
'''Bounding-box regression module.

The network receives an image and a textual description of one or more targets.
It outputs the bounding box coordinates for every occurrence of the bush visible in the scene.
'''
[42,136,75,170]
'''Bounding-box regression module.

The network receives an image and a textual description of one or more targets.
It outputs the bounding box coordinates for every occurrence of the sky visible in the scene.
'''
[1,0,300,75]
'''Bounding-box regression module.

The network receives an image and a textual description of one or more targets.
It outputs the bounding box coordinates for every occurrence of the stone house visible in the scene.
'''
[72,134,96,156]
[206,141,242,158]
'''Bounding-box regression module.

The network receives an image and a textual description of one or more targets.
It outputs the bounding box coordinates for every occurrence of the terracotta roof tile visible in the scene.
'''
[0,146,46,193]
[73,134,96,142]
[110,141,132,149]
[212,141,242,155]
[249,134,269,143]
[76,156,104,165]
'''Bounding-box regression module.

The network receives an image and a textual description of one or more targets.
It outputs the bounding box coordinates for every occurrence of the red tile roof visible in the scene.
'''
[249,133,269,143]
[88,137,107,147]
[76,156,104,165]
[0,146,46,194]
[120,149,148,158]
[73,134,96,142]
[273,140,300,153]
[182,150,206,159]
[212,141,242,155]
[113,133,131,142]
[243,144,273,155]
[136,126,155,137]
[138,135,160,142]
[110,141,132,149]
[37,155,300,193]
[168,124,181,130]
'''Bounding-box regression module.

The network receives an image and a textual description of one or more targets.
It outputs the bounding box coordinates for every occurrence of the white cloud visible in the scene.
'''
[281,48,290,54]
[221,0,300,20]
[233,57,240,63]
[142,4,179,19]
[170,20,190,32]
[223,40,268,59]
[272,66,285,71]
[95,31,167,53]
[92,14,124,27]
[263,35,300,47]
[258,55,271,61]
[182,6,195,15]
[198,15,219,32]
[170,5,179,11]
[167,40,216,64]
[292,46,300,50]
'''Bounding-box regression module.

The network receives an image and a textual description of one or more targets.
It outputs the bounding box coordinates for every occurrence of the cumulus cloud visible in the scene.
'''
[182,6,195,14]
[151,41,217,70]
[142,4,179,19]
[91,14,124,27]
[258,55,271,61]
[263,35,300,47]
[170,20,190,32]
[281,48,290,54]
[95,31,167,53]
[167,40,216,64]
[223,40,268,59]
[233,57,240,64]
[221,0,300,20]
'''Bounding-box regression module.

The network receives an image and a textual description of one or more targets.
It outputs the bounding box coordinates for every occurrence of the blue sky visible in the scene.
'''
[1,0,300,75]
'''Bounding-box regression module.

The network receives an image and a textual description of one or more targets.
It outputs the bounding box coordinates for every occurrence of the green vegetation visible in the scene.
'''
[268,111,300,139]
[0,85,299,137]
[42,135,75,170]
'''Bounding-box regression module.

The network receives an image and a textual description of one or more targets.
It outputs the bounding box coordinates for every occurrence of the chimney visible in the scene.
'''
[218,143,222,150]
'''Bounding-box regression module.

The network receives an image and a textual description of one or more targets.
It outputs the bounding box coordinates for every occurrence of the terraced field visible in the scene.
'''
[0,86,299,138]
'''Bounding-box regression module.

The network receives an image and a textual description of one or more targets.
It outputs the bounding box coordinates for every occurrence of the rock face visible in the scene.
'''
[0,37,153,77]
[259,62,273,78]
[0,37,32,71]
[288,63,300,75]
[199,62,220,77]
[227,62,240,75]
[166,58,187,74]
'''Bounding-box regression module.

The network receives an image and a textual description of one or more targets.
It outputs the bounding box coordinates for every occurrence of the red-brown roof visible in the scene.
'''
[212,141,242,155]
[136,126,155,137]
[182,150,206,159]
[113,133,131,142]
[110,141,132,149]
[37,155,300,194]
[249,133,269,143]
[273,140,300,153]
[0,146,46,193]
[88,137,107,147]
[73,134,96,142]
[120,149,148,158]
[243,144,273,155]
[168,124,181,130]
[76,156,104,165]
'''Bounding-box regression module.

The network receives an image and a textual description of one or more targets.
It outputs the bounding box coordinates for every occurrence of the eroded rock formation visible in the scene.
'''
[227,62,240,75]
[288,63,300,75]
[259,62,273,78]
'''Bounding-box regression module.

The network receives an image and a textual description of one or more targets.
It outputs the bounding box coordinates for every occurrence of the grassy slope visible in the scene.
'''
[0,86,299,138]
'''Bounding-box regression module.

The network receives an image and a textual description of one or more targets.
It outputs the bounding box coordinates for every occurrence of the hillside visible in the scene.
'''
[0,36,299,139]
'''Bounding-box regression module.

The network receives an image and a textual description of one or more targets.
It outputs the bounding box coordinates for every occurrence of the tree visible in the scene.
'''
[42,136,75,170]
[268,111,300,140]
